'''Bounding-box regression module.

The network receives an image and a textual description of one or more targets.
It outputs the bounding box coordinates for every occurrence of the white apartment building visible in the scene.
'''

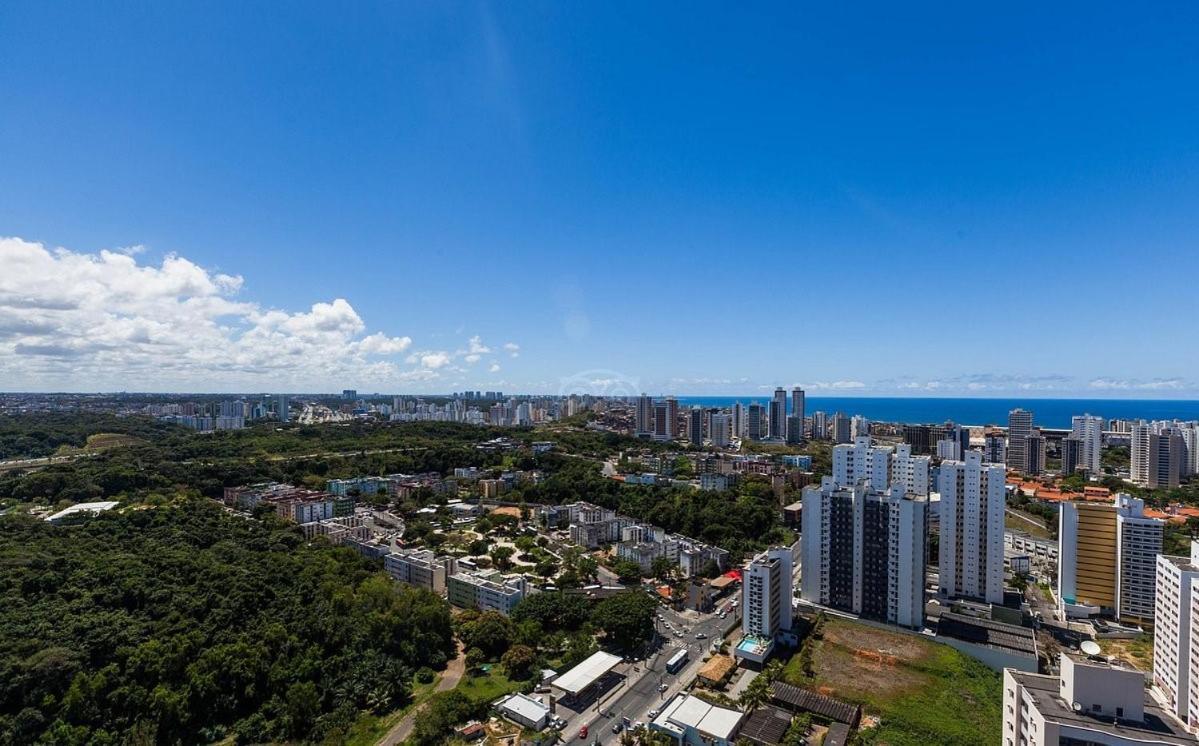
[384,548,453,594]
[1133,421,1193,487]
[1070,414,1105,475]
[801,477,926,629]
[832,436,892,492]
[832,437,930,497]
[1057,494,1163,623]
[736,547,793,665]
[1154,541,1199,724]
[447,570,528,616]
[1004,654,1191,746]
[892,443,931,496]
[938,450,1006,604]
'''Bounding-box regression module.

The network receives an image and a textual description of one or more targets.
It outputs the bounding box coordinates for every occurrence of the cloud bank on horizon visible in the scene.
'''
[0,237,515,392]
[0,236,1193,397]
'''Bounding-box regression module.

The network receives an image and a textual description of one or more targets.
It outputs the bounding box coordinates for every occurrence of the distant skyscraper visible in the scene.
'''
[635,394,653,437]
[812,411,827,440]
[746,404,767,441]
[1025,431,1046,476]
[687,407,704,447]
[1060,437,1082,476]
[983,430,1006,465]
[276,394,291,423]
[831,412,851,444]
[850,415,869,439]
[709,413,732,448]
[791,387,805,438]
[938,451,1006,604]
[769,387,787,440]
[342,389,357,400]
[1070,414,1104,475]
[732,402,744,438]
[1006,408,1033,473]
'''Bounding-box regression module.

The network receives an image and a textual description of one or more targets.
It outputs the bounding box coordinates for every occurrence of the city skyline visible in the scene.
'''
[3,4,1199,395]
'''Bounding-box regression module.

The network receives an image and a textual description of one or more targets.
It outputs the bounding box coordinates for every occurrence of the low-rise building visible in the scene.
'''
[495,692,549,730]
[1004,654,1191,745]
[649,693,744,746]
[384,548,453,594]
[447,570,528,615]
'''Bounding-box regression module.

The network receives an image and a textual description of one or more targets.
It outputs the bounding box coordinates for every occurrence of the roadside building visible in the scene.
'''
[649,693,744,746]
[495,692,549,730]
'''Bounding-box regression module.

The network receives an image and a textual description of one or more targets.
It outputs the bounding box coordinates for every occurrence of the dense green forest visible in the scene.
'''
[0,499,454,744]
[0,421,513,508]
[0,413,187,460]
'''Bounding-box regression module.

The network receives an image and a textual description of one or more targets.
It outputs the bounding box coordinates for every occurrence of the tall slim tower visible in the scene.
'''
[938,451,1006,604]
[1006,408,1033,473]
[687,407,704,447]
[635,394,654,437]
[1070,414,1104,475]
[769,387,787,439]
[276,394,291,423]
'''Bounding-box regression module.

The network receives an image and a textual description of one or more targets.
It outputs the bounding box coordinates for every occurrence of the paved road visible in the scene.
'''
[565,606,733,744]
[378,642,465,746]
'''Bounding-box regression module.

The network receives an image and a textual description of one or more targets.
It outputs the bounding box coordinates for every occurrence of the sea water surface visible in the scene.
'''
[672,397,1199,429]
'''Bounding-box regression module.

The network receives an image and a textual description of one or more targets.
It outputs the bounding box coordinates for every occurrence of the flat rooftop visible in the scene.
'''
[552,650,622,695]
[1011,670,1193,745]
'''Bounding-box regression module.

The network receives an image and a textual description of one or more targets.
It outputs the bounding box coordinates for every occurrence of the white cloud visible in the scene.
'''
[467,336,491,355]
[418,352,452,369]
[356,332,413,355]
[1089,377,1189,391]
[797,380,867,390]
[503,342,520,357]
[0,237,477,390]
[489,363,501,373]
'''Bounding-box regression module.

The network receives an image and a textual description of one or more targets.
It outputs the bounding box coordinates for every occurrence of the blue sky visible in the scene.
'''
[1,3,1197,396]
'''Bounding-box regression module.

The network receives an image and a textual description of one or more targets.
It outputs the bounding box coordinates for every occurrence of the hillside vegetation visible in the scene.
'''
[0,498,454,744]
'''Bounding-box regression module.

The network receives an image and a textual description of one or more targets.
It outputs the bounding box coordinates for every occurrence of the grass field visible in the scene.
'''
[454,665,525,703]
[782,616,1002,745]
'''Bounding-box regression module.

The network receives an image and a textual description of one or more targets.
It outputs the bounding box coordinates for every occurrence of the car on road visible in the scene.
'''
[695,632,706,639]
[658,683,668,692]
[648,709,659,719]
[612,722,623,733]
[578,725,588,739]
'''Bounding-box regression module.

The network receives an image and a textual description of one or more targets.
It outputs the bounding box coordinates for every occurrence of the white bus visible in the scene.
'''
[665,649,688,674]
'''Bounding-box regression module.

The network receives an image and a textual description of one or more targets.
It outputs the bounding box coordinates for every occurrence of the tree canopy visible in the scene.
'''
[0,498,454,744]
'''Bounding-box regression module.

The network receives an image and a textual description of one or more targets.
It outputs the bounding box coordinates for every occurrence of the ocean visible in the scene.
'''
[672,397,1199,429]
